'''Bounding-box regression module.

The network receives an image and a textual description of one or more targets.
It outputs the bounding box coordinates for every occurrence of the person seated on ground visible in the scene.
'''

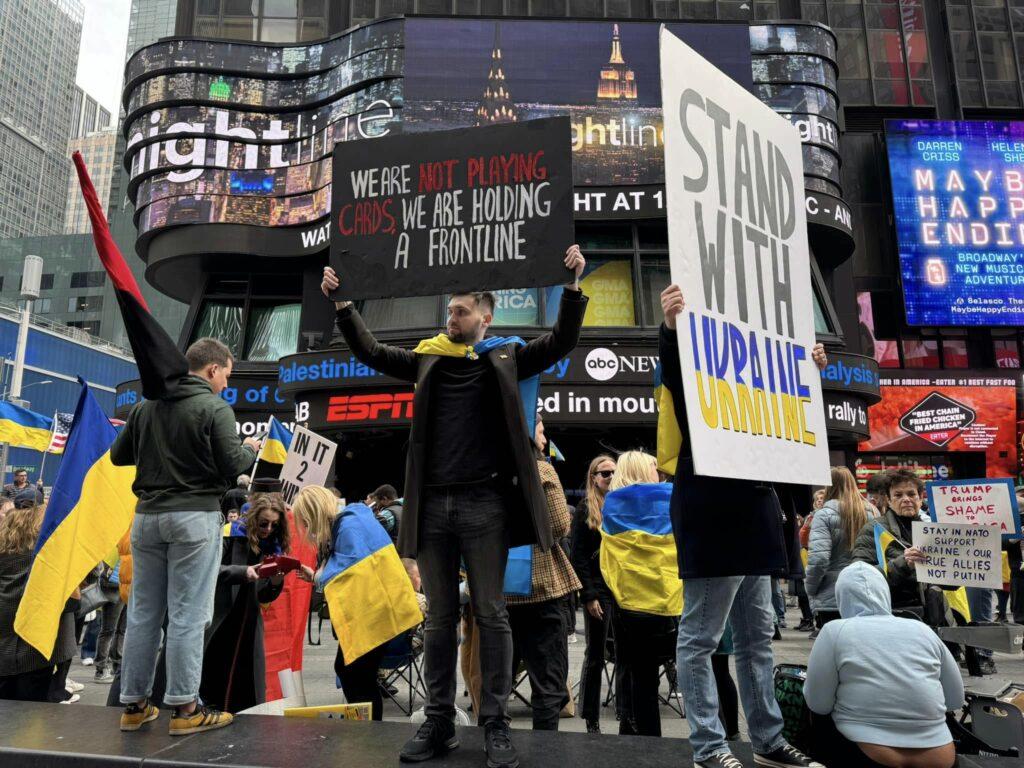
[199,495,288,713]
[0,506,77,702]
[803,561,963,768]
[851,469,954,628]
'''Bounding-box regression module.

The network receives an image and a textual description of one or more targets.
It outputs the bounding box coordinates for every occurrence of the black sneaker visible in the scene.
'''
[772,625,782,641]
[484,720,519,768]
[978,658,998,676]
[585,719,600,734]
[753,744,825,768]
[695,753,746,768]
[400,716,458,762]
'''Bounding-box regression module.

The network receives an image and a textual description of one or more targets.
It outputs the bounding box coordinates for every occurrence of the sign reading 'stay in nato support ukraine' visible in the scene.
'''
[659,27,829,485]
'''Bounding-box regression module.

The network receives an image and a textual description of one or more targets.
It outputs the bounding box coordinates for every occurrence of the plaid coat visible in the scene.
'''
[506,461,582,606]
[0,552,76,676]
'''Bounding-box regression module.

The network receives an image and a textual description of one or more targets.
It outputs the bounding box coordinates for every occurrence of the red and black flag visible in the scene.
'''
[72,152,188,400]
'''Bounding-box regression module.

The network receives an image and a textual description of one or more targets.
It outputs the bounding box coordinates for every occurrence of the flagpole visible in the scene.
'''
[38,450,47,484]
[246,418,272,492]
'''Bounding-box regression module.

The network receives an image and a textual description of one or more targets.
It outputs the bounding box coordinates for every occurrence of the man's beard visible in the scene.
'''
[447,319,482,344]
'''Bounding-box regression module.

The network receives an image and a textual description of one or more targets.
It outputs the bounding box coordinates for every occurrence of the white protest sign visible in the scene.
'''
[926,478,1022,538]
[279,426,338,505]
[659,27,829,485]
[912,521,1001,590]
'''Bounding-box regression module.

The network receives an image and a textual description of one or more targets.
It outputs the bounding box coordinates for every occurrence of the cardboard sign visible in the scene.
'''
[912,521,1002,590]
[279,426,338,505]
[329,117,574,300]
[927,478,1022,539]
[659,28,829,485]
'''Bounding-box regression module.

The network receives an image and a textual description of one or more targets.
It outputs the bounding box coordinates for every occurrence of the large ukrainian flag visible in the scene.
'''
[319,502,422,662]
[263,416,292,464]
[0,401,53,452]
[654,363,682,476]
[14,381,137,657]
[600,483,682,616]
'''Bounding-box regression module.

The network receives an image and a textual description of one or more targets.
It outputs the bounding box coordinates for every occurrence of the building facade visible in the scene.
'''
[65,128,117,234]
[0,0,84,238]
[69,86,112,141]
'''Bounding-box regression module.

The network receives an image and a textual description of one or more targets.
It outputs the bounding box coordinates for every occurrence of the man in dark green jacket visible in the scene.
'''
[111,338,260,737]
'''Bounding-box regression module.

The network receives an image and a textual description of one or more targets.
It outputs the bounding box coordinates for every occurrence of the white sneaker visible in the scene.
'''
[60,694,80,704]
[82,657,95,667]
[65,678,84,693]
[567,634,578,644]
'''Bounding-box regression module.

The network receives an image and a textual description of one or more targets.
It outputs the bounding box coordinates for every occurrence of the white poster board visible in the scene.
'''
[912,521,1001,590]
[279,426,338,505]
[659,27,829,485]
[926,478,1022,538]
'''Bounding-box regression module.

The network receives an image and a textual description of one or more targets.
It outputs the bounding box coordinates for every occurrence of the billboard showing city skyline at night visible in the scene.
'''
[886,119,1024,326]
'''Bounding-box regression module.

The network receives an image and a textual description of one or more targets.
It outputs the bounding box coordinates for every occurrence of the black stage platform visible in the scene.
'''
[0,701,1013,768]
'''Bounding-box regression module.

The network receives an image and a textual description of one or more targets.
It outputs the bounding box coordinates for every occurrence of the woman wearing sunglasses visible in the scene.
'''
[199,495,289,714]
[570,453,617,733]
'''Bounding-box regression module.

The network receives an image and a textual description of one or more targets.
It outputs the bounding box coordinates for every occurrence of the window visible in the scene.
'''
[192,301,244,356]
[244,302,301,361]
[902,337,940,368]
[39,273,53,291]
[491,289,541,326]
[357,296,440,331]
[66,320,101,336]
[547,259,636,327]
[70,271,105,288]
[68,295,103,313]
[34,297,51,314]
[994,338,1021,368]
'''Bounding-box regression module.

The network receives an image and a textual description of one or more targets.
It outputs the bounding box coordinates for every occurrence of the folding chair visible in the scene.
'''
[510,661,532,709]
[658,660,685,718]
[377,628,427,717]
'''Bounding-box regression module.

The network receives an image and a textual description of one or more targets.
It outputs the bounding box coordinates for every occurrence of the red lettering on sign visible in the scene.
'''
[326,393,414,423]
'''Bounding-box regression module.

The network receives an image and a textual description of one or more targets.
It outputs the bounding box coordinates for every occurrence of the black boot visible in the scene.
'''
[400,716,458,762]
[484,720,519,768]
[585,719,600,734]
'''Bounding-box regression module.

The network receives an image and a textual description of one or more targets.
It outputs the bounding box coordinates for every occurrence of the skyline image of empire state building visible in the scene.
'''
[597,24,637,101]
[476,25,519,124]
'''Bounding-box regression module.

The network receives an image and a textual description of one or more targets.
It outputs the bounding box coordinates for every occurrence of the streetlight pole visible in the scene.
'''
[1,255,43,486]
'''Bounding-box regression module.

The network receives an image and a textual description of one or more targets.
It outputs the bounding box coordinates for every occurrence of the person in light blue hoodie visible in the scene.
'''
[803,561,963,768]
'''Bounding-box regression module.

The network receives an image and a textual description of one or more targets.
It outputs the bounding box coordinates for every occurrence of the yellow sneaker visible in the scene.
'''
[120,702,159,731]
[169,705,233,736]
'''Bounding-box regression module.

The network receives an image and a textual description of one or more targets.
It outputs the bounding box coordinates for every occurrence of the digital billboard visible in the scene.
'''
[886,119,1024,326]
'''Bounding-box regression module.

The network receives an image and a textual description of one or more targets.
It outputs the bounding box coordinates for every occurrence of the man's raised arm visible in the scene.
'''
[322,266,419,383]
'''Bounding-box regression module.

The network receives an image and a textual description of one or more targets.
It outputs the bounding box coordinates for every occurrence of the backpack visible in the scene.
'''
[774,664,812,754]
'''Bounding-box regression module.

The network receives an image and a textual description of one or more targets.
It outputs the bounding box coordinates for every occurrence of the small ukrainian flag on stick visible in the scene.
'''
[262,416,293,465]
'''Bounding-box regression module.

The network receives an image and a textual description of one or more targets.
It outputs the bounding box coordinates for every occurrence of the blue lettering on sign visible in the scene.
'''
[116,390,140,408]
[278,356,385,385]
[820,360,877,389]
[544,359,570,379]
[220,385,285,406]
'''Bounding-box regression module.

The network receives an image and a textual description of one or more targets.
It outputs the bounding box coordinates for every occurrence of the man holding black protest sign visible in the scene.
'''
[321,243,586,768]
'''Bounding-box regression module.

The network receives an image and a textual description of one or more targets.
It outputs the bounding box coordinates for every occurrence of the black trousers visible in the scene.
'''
[808,713,957,768]
[612,609,673,737]
[711,654,738,738]
[814,610,841,629]
[793,579,813,622]
[0,666,52,702]
[47,659,71,702]
[1011,572,1024,624]
[509,596,570,731]
[578,591,613,723]
[334,643,387,721]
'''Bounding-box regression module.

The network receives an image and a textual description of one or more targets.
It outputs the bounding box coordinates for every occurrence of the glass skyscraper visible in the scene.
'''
[0,0,85,238]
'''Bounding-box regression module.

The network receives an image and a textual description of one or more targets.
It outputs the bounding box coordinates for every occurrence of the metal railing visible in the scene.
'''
[0,297,133,360]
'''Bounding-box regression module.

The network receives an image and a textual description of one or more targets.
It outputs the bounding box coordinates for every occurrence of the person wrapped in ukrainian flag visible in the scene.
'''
[291,485,422,721]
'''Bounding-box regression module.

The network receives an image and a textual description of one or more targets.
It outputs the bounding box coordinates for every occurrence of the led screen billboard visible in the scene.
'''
[886,119,1024,326]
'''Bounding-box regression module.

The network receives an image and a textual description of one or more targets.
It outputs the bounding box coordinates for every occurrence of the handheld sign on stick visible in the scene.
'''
[279,426,338,505]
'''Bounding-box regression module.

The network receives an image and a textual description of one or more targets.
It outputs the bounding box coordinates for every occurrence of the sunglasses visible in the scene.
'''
[257,519,279,531]
[592,470,614,479]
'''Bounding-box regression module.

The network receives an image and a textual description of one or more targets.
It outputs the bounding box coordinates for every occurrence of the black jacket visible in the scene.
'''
[200,535,284,713]
[0,553,76,676]
[335,289,588,558]
[111,375,257,514]
[658,324,789,579]
[570,498,609,603]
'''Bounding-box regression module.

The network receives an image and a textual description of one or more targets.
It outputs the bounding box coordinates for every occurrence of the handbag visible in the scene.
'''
[774,664,812,753]
[76,582,112,617]
[502,545,533,596]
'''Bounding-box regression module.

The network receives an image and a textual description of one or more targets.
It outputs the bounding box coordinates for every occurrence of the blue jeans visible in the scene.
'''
[120,511,222,708]
[770,577,786,624]
[677,576,787,761]
[966,587,994,661]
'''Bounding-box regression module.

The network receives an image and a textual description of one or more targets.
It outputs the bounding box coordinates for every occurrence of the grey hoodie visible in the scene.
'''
[803,561,964,748]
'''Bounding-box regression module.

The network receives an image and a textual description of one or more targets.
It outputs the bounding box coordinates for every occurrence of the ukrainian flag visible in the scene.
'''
[654,363,682,476]
[14,381,137,657]
[319,502,422,662]
[263,417,292,465]
[599,483,681,616]
[0,401,53,452]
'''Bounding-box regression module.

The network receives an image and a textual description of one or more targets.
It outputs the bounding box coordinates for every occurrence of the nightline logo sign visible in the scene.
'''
[280,356,383,384]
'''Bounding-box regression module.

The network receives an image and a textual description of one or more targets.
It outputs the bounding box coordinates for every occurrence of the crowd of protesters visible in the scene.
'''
[0,263,1022,768]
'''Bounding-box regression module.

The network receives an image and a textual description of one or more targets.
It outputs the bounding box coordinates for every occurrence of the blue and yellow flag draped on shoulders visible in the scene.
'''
[0,401,53,452]
[15,380,137,657]
[262,416,293,465]
[600,483,681,616]
[318,502,422,662]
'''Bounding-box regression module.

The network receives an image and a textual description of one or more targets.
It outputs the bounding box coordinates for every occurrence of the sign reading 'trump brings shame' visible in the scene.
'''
[330,117,574,300]
[660,28,829,485]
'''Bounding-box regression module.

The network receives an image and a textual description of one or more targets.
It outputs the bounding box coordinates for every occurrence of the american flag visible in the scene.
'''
[46,412,74,454]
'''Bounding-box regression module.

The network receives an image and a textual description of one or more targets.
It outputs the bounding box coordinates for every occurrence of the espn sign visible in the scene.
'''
[326,391,414,423]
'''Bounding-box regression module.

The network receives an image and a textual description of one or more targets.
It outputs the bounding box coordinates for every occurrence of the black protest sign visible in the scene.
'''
[329,117,574,300]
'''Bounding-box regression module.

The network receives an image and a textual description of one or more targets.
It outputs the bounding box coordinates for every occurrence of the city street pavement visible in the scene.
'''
[73,604,1024,740]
